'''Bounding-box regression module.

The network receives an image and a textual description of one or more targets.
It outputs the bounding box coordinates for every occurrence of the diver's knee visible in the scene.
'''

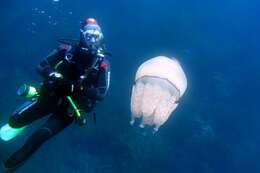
[28,128,53,145]
[38,128,53,138]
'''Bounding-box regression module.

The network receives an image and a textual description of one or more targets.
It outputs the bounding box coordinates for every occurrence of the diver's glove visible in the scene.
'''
[48,72,78,96]
[48,72,63,80]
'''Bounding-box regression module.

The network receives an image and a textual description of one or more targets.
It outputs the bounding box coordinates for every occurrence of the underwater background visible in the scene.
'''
[0,0,260,172]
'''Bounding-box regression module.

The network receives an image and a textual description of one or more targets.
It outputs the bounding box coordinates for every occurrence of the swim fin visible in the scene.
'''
[0,124,26,141]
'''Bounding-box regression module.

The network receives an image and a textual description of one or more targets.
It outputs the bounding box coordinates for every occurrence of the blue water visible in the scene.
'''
[0,0,260,172]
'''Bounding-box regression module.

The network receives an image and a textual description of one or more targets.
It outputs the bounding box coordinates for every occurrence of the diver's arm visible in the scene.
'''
[36,47,66,78]
[96,59,110,100]
[83,59,110,101]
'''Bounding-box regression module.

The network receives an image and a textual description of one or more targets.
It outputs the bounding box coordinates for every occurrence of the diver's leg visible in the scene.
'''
[8,100,52,128]
[0,100,53,142]
[4,109,74,169]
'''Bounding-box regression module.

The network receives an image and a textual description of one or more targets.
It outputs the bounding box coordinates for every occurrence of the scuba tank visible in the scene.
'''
[17,84,39,98]
[17,84,81,117]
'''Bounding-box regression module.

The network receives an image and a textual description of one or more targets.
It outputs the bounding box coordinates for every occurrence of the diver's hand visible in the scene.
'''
[48,72,63,80]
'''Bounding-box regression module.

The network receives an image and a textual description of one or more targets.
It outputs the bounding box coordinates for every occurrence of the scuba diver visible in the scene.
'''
[1,18,110,171]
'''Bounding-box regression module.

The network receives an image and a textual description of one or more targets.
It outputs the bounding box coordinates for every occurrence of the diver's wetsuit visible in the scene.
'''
[4,44,110,169]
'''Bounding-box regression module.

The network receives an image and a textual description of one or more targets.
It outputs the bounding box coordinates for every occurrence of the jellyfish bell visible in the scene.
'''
[130,56,187,132]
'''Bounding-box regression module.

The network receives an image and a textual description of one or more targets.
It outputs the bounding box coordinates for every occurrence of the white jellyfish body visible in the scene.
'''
[130,56,187,132]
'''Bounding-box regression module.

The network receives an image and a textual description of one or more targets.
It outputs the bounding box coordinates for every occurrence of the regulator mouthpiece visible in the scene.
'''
[17,84,38,98]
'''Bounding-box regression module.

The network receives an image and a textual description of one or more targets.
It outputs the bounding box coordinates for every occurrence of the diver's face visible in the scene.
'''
[81,27,103,49]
